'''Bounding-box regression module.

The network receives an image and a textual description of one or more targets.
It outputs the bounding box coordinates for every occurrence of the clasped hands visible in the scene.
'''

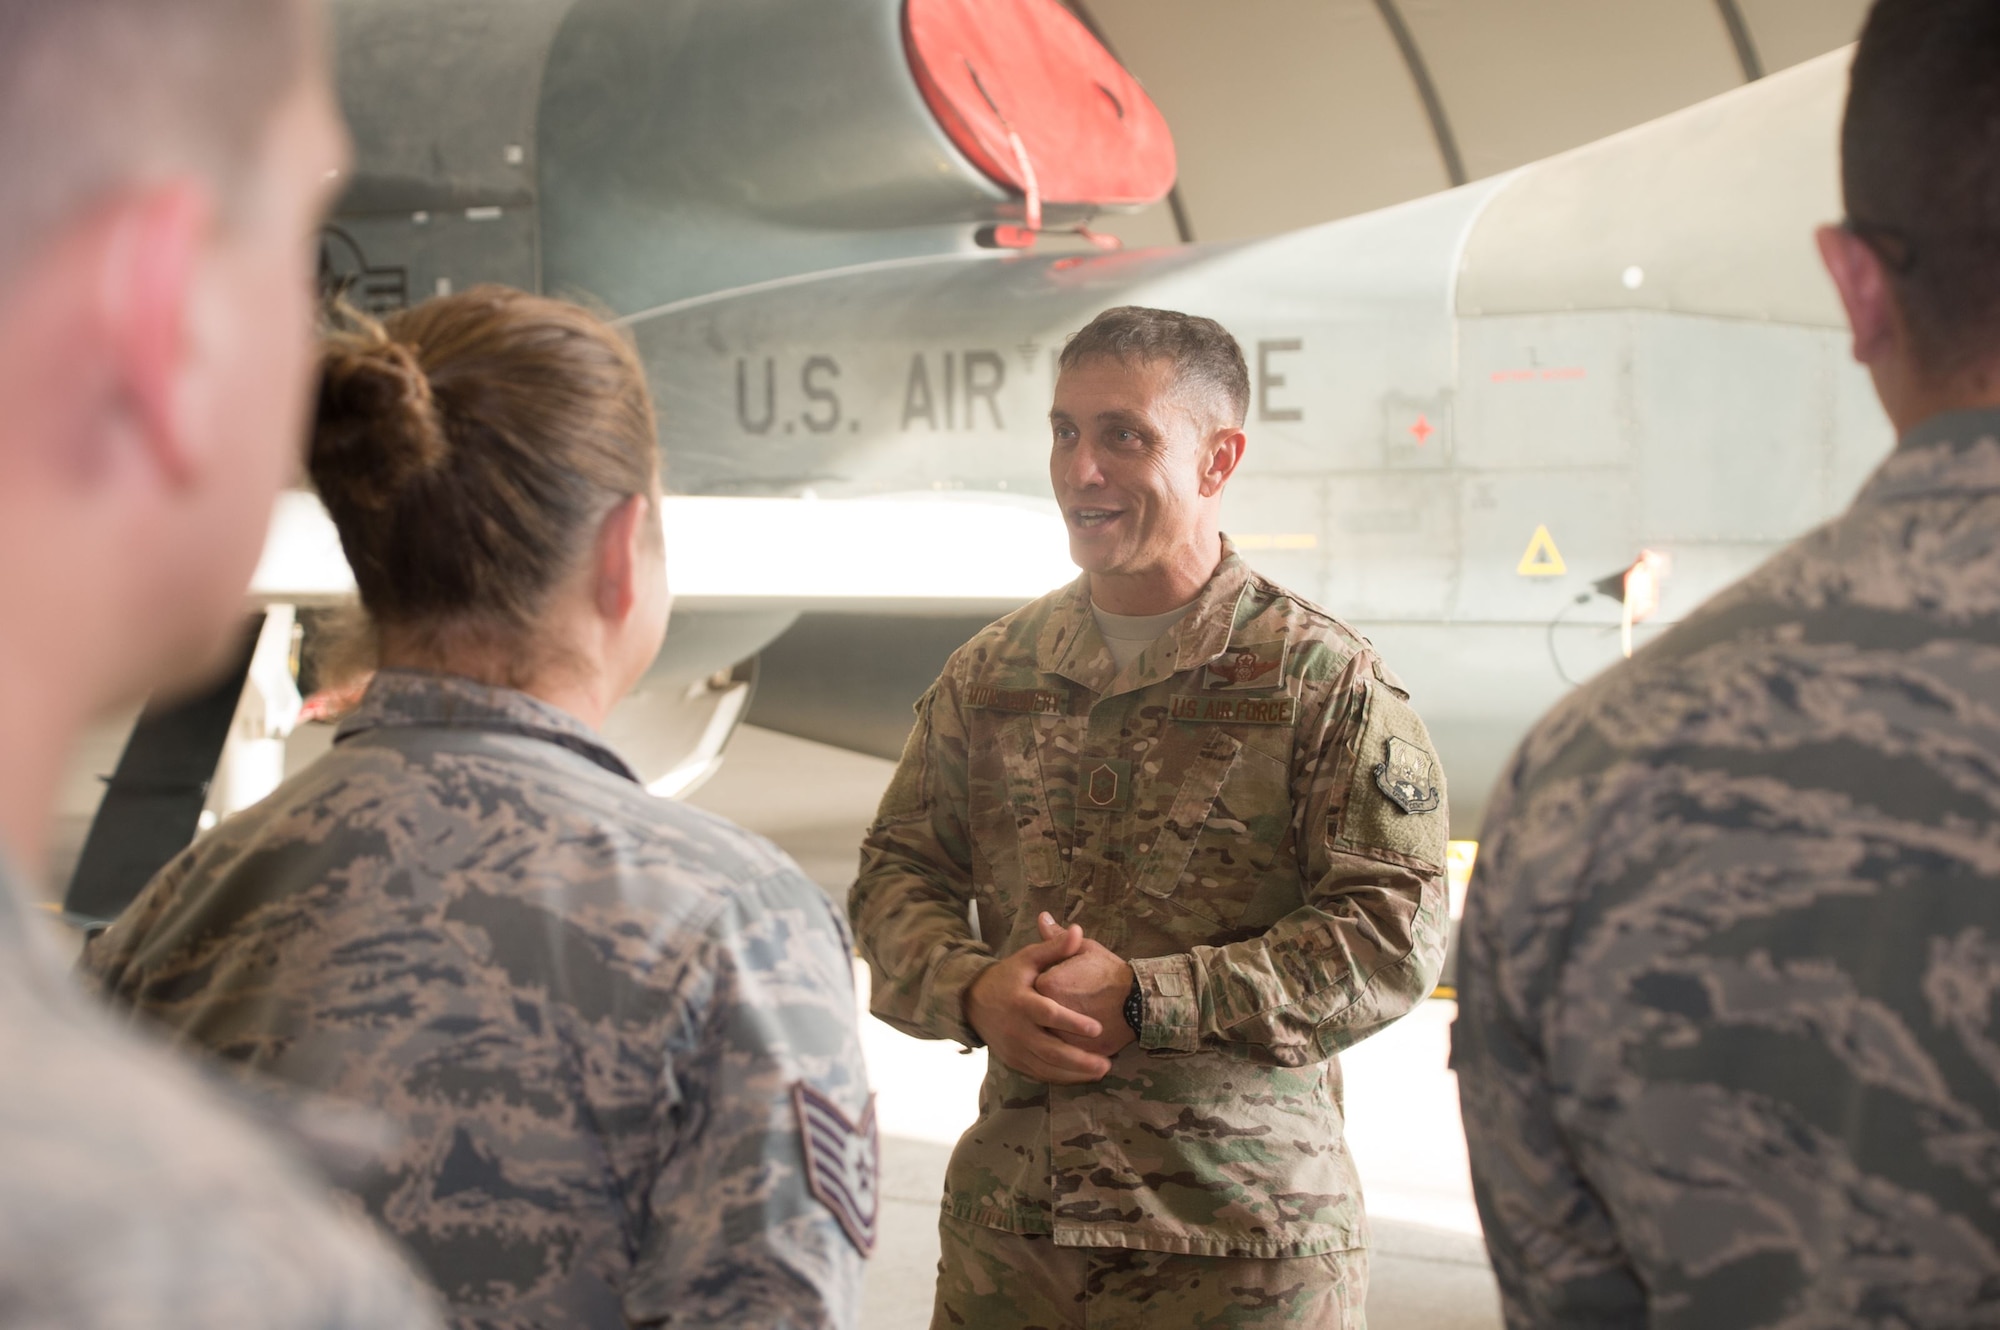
[963,912,1136,1084]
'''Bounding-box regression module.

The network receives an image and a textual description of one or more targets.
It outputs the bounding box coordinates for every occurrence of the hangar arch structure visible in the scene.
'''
[1076,0,1871,248]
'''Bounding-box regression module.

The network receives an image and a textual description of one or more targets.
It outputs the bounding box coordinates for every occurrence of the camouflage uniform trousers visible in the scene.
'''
[932,1215,1367,1330]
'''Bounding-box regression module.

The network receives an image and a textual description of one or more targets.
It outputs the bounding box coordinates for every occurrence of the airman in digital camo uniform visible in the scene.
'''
[853,307,1451,1328]
[90,673,874,1328]
[87,290,872,1329]
[1456,2,2000,1325]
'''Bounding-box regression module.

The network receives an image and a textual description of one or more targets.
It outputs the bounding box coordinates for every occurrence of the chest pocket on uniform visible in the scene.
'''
[1131,729,1242,902]
[970,714,1066,890]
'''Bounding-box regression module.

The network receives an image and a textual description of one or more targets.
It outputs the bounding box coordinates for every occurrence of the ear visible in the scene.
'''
[1817,224,1900,369]
[592,493,651,624]
[1198,426,1247,498]
[102,182,213,483]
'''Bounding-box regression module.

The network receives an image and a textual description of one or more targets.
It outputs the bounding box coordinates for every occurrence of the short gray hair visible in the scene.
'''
[0,0,312,285]
[1059,306,1251,428]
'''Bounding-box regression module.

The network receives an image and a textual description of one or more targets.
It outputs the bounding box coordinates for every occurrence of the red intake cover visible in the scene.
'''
[905,0,1177,209]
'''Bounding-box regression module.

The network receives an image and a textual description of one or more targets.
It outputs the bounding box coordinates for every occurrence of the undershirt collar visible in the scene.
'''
[1091,599,1200,671]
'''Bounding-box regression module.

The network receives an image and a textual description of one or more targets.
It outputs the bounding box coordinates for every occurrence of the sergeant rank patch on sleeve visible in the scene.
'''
[1374,736,1442,814]
[792,1083,881,1256]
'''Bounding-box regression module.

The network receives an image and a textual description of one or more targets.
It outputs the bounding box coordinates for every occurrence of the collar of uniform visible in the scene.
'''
[1035,537,1254,696]
[335,669,642,785]
[1037,575,1118,694]
[1857,408,2000,508]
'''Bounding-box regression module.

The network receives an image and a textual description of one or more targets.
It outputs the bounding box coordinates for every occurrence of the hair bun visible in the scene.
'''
[311,318,449,514]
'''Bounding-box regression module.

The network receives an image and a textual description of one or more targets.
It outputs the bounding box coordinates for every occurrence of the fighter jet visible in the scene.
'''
[60,0,1885,922]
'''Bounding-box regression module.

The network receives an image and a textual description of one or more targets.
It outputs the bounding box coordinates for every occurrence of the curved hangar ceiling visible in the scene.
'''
[1074,0,1873,249]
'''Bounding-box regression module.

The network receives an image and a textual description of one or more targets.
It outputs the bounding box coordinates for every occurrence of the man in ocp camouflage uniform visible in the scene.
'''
[852,307,1451,1329]
[1456,3,2000,1326]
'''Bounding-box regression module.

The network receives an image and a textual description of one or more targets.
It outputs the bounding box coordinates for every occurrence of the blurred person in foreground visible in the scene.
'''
[86,286,874,1330]
[1456,2,2000,1325]
[0,0,448,1321]
[851,305,1451,1329]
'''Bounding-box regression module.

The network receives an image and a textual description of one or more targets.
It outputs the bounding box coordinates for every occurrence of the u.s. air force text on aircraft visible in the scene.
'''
[731,340,1309,437]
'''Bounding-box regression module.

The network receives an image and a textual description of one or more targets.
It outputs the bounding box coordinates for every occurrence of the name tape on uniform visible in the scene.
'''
[963,685,1068,716]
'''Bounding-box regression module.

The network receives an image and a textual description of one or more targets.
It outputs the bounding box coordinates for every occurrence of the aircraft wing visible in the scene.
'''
[250,489,1077,616]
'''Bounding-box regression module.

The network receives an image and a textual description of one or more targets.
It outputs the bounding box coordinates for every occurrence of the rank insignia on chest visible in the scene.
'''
[1080,758,1133,811]
[1203,639,1287,692]
[1374,736,1442,814]
[793,1083,880,1256]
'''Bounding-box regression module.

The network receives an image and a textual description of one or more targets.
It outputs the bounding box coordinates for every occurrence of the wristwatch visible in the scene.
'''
[1123,976,1145,1037]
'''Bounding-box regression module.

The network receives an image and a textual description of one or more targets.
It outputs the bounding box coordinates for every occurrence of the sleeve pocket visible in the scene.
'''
[1333,681,1448,873]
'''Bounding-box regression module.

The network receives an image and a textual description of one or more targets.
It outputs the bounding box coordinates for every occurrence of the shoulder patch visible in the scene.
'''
[1374,736,1442,813]
[793,1084,880,1256]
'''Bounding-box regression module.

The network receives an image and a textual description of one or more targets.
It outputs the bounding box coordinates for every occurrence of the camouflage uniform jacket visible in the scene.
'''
[0,856,444,1328]
[1456,409,2000,1328]
[87,670,873,1330]
[853,540,1452,1259]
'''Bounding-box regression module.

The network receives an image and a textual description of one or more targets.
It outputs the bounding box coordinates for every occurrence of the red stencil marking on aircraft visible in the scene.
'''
[905,0,1176,213]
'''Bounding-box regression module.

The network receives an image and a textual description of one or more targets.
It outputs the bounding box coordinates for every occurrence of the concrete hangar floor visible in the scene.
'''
[688,725,1502,1330]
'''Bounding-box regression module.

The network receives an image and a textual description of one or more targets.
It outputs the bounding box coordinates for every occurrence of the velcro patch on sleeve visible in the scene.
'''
[1335,682,1447,871]
[793,1083,881,1256]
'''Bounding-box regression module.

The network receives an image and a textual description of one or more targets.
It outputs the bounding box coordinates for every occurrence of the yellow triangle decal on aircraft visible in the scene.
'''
[1516,524,1567,577]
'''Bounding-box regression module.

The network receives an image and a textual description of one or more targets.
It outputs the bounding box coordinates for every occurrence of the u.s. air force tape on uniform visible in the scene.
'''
[1170,694,1297,725]
[793,1083,881,1256]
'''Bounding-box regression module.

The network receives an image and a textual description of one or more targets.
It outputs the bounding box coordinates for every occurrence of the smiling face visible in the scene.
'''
[1048,354,1245,612]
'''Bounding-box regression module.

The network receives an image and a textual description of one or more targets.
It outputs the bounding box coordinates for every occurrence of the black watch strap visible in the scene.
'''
[1123,976,1145,1037]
